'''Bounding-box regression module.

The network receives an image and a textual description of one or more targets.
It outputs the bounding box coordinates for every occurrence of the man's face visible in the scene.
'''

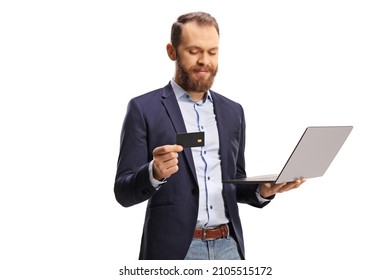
[174,22,219,94]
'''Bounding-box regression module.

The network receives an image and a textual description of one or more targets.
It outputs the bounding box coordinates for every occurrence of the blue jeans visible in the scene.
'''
[184,237,242,260]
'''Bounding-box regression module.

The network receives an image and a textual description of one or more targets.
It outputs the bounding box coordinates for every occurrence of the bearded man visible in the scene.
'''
[114,11,304,260]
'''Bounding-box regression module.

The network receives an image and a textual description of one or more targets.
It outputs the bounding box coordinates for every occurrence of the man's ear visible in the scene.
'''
[166,43,176,61]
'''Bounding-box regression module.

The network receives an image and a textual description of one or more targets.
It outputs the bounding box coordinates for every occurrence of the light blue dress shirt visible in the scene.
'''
[170,79,228,228]
[149,80,269,228]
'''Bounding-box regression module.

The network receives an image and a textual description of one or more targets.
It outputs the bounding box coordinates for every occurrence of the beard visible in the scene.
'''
[176,56,218,93]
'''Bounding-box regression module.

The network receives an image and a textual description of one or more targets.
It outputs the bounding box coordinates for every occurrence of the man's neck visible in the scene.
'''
[187,91,206,102]
[172,78,208,102]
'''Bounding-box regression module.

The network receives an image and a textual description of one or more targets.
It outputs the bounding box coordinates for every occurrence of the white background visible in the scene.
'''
[1,0,389,279]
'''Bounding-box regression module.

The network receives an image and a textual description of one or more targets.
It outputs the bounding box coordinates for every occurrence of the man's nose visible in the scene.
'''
[197,53,210,66]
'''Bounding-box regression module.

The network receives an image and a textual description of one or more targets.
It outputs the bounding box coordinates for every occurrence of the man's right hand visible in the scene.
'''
[152,145,183,181]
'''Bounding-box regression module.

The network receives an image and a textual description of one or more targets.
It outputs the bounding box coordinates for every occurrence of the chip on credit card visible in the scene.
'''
[176,132,205,148]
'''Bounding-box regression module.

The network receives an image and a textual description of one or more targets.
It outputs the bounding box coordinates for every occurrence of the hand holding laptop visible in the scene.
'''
[259,178,306,199]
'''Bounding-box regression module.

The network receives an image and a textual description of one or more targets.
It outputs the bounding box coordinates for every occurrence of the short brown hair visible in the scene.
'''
[170,12,220,49]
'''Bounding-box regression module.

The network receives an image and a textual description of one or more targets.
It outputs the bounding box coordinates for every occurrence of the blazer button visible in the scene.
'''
[141,189,150,196]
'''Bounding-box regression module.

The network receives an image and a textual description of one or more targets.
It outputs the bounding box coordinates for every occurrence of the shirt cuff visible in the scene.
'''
[255,185,272,203]
[149,160,167,189]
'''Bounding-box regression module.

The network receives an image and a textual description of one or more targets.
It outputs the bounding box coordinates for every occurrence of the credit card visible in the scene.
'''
[176,132,205,148]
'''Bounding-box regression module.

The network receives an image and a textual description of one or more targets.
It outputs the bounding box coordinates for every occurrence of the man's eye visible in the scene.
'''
[189,50,199,55]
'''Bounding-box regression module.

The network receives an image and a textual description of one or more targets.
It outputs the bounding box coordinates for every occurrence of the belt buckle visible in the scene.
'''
[201,228,208,241]
[201,225,229,241]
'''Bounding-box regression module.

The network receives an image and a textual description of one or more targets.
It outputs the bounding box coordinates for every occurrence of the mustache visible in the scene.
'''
[190,65,215,72]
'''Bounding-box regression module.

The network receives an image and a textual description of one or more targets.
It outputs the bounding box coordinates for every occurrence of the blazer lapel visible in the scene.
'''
[161,83,198,184]
[211,91,229,180]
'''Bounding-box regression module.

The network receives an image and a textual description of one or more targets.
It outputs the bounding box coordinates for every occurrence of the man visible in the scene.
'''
[114,11,304,260]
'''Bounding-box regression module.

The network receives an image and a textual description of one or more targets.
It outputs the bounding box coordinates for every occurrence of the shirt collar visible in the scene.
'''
[170,79,213,104]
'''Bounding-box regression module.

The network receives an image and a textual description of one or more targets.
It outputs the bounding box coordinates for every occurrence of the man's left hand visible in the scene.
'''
[259,178,306,199]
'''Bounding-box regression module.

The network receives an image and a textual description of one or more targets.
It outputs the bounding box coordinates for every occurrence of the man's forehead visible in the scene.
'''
[180,22,219,47]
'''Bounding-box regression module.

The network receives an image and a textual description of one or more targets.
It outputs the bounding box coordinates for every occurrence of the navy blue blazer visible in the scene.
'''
[114,83,270,260]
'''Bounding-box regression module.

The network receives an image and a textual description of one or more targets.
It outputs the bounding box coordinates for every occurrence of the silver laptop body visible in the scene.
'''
[223,126,353,184]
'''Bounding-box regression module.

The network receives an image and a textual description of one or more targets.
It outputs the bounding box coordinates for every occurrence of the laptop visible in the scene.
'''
[223,126,353,184]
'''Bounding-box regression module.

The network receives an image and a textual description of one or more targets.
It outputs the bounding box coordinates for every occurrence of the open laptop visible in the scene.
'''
[223,126,353,184]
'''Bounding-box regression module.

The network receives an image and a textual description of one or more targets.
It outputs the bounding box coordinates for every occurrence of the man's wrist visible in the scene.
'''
[258,185,275,199]
[149,161,167,188]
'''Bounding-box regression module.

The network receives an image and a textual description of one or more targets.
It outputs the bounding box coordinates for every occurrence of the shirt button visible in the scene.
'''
[210,205,213,209]
[207,176,211,180]
[204,151,207,154]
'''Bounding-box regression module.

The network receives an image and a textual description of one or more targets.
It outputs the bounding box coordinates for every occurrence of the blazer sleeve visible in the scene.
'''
[114,98,157,207]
